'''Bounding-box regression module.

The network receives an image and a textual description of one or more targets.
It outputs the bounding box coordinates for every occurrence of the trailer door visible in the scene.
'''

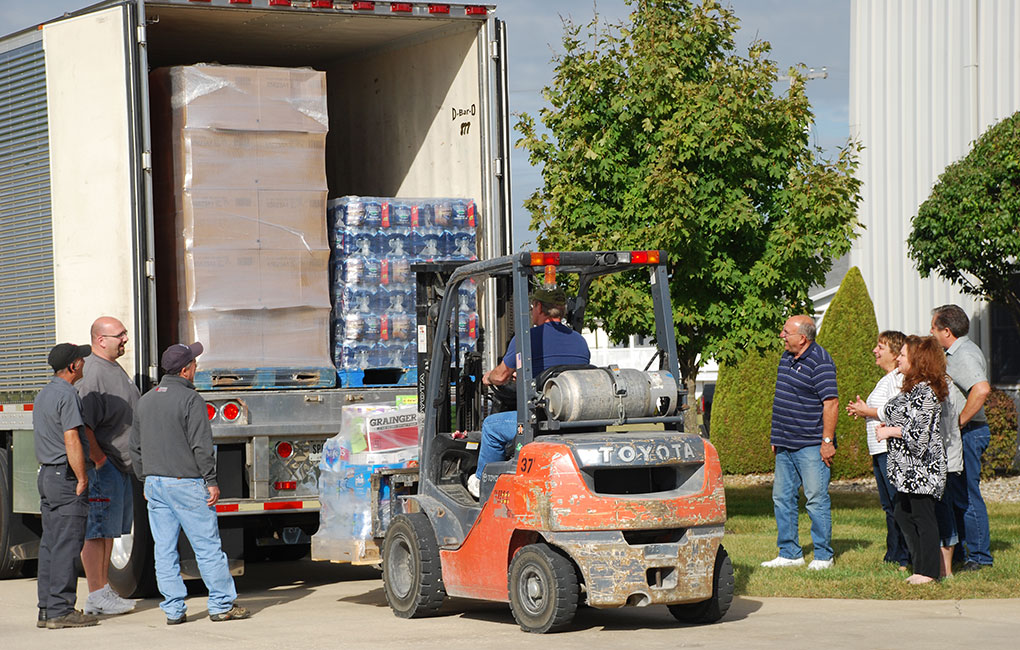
[42,0,155,387]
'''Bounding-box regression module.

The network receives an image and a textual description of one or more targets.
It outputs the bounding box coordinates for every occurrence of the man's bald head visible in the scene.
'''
[780,315,816,357]
[91,316,129,362]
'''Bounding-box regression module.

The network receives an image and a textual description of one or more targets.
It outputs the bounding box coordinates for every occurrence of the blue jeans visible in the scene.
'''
[872,452,910,565]
[476,411,517,479]
[145,476,237,618]
[773,446,833,561]
[956,422,992,565]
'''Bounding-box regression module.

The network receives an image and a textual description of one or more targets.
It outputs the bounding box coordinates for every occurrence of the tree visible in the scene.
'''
[516,0,862,431]
[815,267,882,479]
[908,111,1020,337]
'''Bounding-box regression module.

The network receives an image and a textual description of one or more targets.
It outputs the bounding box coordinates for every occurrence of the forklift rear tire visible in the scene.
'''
[508,543,579,633]
[667,545,733,624]
[382,513,446,618]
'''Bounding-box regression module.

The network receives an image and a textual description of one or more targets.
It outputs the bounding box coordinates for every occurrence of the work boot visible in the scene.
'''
[46,610,99,629]
[209,605,251,622]
[467,474,480,499]
[36,608,46,628]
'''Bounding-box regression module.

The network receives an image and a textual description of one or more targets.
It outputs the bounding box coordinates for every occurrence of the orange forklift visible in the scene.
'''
[375,251,731,633]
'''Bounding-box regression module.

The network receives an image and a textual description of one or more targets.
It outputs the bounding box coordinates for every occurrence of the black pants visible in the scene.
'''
[37,464,88,617]
[893,492,940,579]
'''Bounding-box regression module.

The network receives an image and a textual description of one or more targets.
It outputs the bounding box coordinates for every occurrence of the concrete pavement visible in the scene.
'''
[3,559,1018,649]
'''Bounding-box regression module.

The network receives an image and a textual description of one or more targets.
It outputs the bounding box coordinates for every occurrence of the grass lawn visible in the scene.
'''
[722,484,1020,599]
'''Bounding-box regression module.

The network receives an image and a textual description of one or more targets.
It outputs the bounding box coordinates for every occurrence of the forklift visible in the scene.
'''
[374,251,731,633]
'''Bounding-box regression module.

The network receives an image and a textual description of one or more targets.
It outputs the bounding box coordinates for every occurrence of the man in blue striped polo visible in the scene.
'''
[761,315,839,571]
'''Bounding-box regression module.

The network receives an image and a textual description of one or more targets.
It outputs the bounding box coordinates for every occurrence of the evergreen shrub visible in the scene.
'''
[711,346,782,475]
[816,267,882,479]
[983,390,1019,478]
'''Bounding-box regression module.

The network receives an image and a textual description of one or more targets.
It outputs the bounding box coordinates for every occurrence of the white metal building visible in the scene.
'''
[849,0,1020,387]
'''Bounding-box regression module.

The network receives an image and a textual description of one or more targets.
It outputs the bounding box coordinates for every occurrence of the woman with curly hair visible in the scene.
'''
[876,336,948,585]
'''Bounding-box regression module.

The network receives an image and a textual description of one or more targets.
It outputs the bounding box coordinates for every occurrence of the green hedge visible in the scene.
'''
[984,389,1019,478]
[711,346,782,474]
[816,267,882,479]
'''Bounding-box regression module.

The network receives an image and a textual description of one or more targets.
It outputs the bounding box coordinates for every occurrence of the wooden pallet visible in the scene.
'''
[194,366,336,390]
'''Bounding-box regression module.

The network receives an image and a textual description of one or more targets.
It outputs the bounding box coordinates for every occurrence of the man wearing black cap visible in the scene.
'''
[468,287,590,498]
[130,342,250,625]
[33,342,99,629]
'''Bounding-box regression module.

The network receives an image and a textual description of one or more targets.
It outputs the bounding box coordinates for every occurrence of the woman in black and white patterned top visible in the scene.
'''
[876,336,948,585]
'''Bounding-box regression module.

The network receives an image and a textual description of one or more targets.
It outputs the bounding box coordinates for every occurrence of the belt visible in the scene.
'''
[961,421,986,432]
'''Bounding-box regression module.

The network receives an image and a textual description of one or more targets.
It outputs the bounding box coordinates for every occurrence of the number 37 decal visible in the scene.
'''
[518,457,534,473]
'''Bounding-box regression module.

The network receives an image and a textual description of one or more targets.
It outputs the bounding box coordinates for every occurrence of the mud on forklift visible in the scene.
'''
[372,251,732,633]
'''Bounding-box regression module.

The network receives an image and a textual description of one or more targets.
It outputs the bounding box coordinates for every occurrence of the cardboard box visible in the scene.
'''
[185,307,332,369]
[184,248,330,311]
[177,130,327,190]
[160,65,328,133]
[180,189,328,250]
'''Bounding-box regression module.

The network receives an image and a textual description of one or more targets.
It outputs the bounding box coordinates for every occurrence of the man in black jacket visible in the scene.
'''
[130,342,250,625]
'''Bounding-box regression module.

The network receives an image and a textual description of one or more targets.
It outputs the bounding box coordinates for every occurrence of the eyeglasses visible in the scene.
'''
[100,331,128,340]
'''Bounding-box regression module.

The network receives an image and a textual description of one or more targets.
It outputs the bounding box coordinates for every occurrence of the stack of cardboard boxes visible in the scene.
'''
[152,64,333,381]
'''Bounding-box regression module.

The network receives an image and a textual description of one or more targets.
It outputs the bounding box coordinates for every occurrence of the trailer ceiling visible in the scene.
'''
[144,5,475,68]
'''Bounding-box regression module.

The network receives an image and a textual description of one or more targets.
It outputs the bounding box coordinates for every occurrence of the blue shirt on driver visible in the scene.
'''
[502,321,590,376]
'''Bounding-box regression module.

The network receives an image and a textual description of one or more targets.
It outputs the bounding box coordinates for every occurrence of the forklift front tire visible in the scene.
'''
[508,543,580,633]
[667,544,733,624]
[382,513,446,618]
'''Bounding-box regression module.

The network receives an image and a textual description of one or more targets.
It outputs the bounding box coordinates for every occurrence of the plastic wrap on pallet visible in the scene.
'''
[153,64,333,382]
[316,403,419,543]
[328,196,479,383]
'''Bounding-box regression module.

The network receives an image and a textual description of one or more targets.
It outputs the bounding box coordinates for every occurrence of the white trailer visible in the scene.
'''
[0,0,511,596]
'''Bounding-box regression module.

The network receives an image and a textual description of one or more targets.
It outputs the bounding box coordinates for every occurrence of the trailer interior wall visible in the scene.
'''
[43,6,140,380]
[849,0,1020,350]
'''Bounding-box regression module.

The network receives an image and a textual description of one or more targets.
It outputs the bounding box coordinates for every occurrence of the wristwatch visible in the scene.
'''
[822,437,833,444]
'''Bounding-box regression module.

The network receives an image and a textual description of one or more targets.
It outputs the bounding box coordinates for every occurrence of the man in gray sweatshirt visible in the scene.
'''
[130,342,250,625]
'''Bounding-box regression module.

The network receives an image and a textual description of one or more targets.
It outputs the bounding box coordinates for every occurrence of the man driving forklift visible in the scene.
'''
[468,286,590,498]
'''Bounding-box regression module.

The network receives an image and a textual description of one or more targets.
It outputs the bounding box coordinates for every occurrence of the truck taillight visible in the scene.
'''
[311,0,333,7]
[206,403,216,420]
[221,402,242,421]
[353,1,375,9]
[391,2,412,11]
[528,252,560,266]
[229,0,252,4]
[428,3,450,13]
[276,441,294,459]
[274,481,297,491]
[465,5,487,15]
[269,0,292,6]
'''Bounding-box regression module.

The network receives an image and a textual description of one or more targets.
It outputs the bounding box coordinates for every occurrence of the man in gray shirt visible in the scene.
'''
[931,304,993,570]
[78,316,139,615]
[33,343,98,629]
[130,342,250,624]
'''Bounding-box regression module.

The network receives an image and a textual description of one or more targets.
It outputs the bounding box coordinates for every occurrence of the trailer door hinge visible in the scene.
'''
[145,259,156,280]
[493,157,503,178]
[137,24,146,46]
[141,151,152,172]
[490,41,499,60]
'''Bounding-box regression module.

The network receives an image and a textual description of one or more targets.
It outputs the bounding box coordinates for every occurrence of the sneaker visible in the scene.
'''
[209,605,251,622]
[84,587,134,615]
[166,613,187,626]
[46,610,99,629]
[760,556,805,568]
[466,474,480,499]
[102,584,138,608]
[808,559,834,571]
[957,561,985,573]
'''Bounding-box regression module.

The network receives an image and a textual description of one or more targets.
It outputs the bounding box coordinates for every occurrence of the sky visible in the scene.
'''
[0,0,849,251]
